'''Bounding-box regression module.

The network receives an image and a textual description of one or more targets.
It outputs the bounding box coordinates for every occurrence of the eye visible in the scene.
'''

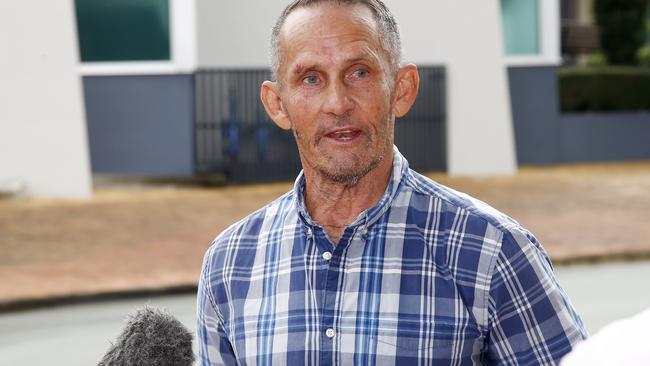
[303,75,319,84]
[354,69,369,78]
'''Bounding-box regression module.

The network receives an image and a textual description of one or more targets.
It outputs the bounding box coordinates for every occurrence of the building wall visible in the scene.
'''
[84,75,195,176]
[561,112,650,162]
[576,0,594,24]
[509,66,650,164]
[196,0,284,69]
[196,0,517,176]
[0,0,92,198]
[391,0,517,175]
[508,66,562,164]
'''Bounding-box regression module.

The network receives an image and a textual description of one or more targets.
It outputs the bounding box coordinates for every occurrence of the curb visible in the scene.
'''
[0,284,198,314]
[551,251,650,266]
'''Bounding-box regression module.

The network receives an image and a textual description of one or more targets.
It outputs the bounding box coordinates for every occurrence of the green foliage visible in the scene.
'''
[585,51,608,67]
[594,0,649,65]
[639,45,650,65]
[559,67,650,112]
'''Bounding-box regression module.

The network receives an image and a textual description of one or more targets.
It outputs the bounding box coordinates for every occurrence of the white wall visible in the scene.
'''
[388,0,517,175]
[197,0,285,68]
[0,0,92,198]
[576,0,595,24]
[196,0,516,175]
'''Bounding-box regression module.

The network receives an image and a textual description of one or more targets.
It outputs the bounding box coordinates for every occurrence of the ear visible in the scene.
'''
[260,81,292,130]
[392,64,419,118]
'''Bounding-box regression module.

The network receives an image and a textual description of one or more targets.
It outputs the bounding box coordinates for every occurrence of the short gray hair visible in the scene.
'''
[269,0,402,81]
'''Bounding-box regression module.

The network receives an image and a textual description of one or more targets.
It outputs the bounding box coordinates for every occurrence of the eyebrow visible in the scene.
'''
[291,63,313,75]
[290,55,376,76]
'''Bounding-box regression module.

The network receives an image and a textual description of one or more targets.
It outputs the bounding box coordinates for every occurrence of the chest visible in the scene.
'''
[221,227,485,365]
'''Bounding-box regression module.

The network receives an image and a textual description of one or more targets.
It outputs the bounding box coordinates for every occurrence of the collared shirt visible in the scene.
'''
[197,147,587,365]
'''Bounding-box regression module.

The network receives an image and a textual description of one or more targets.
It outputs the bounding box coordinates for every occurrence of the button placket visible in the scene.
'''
[360,227,369,239]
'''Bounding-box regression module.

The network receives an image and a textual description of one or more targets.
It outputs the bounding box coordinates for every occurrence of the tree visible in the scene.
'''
[594,0,649,65]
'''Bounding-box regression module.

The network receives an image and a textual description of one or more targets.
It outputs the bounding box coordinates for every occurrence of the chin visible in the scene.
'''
[317,154,384,186]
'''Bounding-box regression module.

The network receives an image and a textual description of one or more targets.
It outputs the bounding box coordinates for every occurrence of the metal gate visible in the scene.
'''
[394,66,446,172]
[194,66,445,183]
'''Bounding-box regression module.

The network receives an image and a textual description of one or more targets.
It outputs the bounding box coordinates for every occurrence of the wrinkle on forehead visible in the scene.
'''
[277,3,385,79]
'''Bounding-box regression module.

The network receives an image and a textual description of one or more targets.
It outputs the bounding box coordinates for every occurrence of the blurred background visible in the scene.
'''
[1,0,649,364]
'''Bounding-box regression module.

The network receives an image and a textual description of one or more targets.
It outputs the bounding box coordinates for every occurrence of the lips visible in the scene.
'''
[325,128,361,142]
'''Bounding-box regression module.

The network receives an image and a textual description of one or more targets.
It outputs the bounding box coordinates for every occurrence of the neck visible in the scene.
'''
[303,150,393,243]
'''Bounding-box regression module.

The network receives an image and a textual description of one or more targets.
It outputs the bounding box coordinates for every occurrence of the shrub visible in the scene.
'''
[585,51,608,67]
[559,66,650,112]
[594,0,649,65]
[638,45,650,66]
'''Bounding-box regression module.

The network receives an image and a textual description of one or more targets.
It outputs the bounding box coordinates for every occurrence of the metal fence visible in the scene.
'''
[194,66,446,183]
[394,66,446,172]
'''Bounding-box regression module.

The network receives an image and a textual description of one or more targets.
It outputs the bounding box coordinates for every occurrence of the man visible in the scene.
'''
[197,1,588,364]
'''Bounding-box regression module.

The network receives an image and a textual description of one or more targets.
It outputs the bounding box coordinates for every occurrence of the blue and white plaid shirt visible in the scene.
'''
[198,147,587,365]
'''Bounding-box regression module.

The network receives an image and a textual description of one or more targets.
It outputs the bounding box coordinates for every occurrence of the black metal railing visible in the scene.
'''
[194,66,446,183]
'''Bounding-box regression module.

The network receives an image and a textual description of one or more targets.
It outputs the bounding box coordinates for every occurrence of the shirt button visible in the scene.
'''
[322,251,332,261]
[325,328,335,338]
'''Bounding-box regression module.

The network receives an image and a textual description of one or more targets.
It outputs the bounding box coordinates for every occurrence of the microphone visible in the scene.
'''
[98,306,195,366]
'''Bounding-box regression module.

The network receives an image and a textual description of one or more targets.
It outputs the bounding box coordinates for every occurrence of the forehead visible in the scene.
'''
[278,3,383,63]
[282,2,378,32]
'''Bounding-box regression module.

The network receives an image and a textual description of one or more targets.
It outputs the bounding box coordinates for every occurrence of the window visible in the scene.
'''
[501,0,540,55]
[501,0,560,66]
[75,0,170,62]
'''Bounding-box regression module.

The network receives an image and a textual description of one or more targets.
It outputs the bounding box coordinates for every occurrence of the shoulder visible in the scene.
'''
[401,168,548,267]
[202,189,298,270]
[403,169,522,233]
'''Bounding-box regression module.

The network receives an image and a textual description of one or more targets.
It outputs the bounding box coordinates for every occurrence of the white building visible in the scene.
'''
[0,1,92,198]
[0,0,561,197]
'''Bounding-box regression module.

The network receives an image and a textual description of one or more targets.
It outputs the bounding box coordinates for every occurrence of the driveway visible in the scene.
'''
[2,161,650,308]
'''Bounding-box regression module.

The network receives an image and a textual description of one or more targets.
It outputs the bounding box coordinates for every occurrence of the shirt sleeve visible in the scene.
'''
[484,228,588,365]
[197,250,238,366]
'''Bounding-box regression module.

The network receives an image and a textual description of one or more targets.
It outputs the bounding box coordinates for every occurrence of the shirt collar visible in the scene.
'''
[293,145,409,230]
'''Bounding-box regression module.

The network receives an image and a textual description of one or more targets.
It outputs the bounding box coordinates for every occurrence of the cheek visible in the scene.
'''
[357,80,392,112]
[284,103,318,138]
[286,91,319,117]
[359,92,392,124]
[281,94,310,128]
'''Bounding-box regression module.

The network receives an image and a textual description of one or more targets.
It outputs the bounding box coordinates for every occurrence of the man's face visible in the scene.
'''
[273,3,397,185]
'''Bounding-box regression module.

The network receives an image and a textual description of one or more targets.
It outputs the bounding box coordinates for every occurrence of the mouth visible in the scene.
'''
[324,128,362,143]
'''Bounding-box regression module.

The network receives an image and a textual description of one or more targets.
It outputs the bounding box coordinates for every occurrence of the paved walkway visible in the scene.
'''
[1,161,649,309]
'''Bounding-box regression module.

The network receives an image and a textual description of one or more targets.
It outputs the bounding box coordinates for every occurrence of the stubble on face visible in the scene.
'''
[291,111,394,187]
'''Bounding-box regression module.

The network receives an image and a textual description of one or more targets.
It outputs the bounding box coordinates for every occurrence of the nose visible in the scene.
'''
[322,79,354,116]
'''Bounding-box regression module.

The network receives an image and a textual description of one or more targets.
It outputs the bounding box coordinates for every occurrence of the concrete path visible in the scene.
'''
[1,261,649,365]
[0,294,197,366]
[555,260,650,333]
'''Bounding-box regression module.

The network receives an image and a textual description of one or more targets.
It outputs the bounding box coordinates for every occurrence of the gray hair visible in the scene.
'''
[269,0,402,81]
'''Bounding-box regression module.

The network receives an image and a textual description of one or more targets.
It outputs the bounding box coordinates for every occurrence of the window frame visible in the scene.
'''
[78,0,196,75]
[505,0,561,67]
